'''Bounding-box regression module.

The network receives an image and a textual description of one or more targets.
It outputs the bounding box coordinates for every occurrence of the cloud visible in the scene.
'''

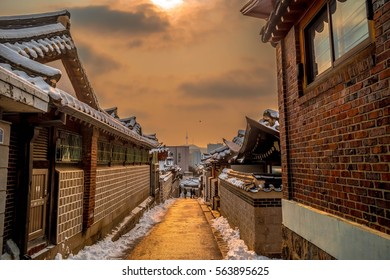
[178,67,276,100]
[168,102,223,112]
[69,5,169,35]
[76,43,120,76]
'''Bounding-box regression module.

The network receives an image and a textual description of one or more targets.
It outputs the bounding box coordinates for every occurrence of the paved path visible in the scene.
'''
[126,198,223,260]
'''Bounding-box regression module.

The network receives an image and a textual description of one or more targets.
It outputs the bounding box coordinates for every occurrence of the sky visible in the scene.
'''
[1,0,278,147]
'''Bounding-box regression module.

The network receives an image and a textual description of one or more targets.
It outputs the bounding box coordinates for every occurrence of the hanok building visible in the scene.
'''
[216,109,283,258]
[0,11,159,259]
[242,0,390,259]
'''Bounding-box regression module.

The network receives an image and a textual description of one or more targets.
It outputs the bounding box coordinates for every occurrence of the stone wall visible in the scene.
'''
[219,178,282,257]
[160,172,180,201]
[281,225,335,260]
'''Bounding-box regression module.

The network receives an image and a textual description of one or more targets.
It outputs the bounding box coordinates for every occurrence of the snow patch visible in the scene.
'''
[212,216,270,260]
[63,199,176,260]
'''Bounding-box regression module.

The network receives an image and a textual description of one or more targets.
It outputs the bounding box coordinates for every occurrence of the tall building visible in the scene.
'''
[166,146,190,172]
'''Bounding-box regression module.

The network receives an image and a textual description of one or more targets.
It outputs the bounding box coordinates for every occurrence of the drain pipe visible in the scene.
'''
[280,39,293,200]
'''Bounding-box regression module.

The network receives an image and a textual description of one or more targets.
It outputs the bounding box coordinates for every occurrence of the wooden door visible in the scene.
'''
[28,169,48,241]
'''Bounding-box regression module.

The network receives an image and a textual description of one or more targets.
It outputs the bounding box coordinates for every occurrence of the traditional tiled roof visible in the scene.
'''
[240,0,277,19]
[105,107,119,119]
[0,10,100,108]
[50,89,158,148]
[241,0,311,44]
[219,168,282,192]
[0,11,158,148]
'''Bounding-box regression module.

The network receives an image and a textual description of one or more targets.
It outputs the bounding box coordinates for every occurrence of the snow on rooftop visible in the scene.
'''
[0,23,66,40]
[0,10,69,22]
[0,44,61,78]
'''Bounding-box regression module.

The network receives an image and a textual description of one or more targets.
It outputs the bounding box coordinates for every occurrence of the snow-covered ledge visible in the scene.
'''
[282,199,390,259]
[0,66,49,112]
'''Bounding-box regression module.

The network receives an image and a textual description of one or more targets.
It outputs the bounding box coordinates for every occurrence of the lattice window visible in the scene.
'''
[56,130,82,162]
[112,144,126,163]
[97,141,111,164]
[126,146,135,163]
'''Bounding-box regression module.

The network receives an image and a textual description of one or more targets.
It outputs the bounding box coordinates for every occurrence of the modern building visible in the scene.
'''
[188,144,202,169]
[242,0,390,259]
[0,11,159,259]
[166,145,190,173]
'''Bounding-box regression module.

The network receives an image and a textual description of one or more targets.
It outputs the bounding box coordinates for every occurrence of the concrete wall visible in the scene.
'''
[219,178,282,257]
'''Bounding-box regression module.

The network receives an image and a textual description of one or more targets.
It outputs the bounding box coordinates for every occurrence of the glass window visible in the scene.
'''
[56,131,82,162]
[305,6,332,80]
[126,146,135,163]
[134,147,142,162]
[112,144,126,163]
[97,141,111,164]
[0,128,3,144]
[330,0,369,59]
[304,0,369,83]
[142,149,149,163]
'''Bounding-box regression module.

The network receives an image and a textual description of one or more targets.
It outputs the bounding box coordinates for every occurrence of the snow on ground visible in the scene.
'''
[212,216,270,260]
[56,197,270,260]
[58,199,177,260]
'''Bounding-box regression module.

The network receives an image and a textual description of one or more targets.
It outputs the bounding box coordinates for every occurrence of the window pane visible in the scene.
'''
[331,0,369,59]
[56,131,82,162]
[305,7,332,81]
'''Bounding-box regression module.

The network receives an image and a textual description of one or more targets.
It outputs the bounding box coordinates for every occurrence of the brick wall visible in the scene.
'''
[56,168,84,244]
[94,165,150,223]
[81,127,97,229]
[219,178,282,257]
[277,1,390,235]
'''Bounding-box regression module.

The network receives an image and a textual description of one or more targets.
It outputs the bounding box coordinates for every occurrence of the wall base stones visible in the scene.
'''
[281,225,335,260]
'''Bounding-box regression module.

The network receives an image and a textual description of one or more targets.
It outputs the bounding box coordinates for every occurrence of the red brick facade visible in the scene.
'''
[81,127,98,229]
[277,0,390,235]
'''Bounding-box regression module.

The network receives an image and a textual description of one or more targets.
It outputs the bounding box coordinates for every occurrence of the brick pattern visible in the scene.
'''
[81,127,97,229]
[219,179,282,257]
[56,169,84,244]
[277,2,390,234]
[94,165,150,223]
[281,225,335,260]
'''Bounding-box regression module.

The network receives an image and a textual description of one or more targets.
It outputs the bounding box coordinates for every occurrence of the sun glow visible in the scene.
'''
[150,0,183,10]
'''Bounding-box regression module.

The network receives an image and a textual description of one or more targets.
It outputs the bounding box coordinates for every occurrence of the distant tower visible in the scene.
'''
[186,130,188,145]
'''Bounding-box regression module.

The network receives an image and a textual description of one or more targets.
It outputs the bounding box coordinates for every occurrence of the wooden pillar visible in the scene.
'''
[14,123,37,258]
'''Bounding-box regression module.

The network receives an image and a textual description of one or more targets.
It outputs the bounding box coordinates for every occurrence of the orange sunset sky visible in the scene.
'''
[1,0,278,147]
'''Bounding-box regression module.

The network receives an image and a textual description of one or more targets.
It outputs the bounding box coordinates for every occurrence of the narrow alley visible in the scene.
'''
[127,199,223,260]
